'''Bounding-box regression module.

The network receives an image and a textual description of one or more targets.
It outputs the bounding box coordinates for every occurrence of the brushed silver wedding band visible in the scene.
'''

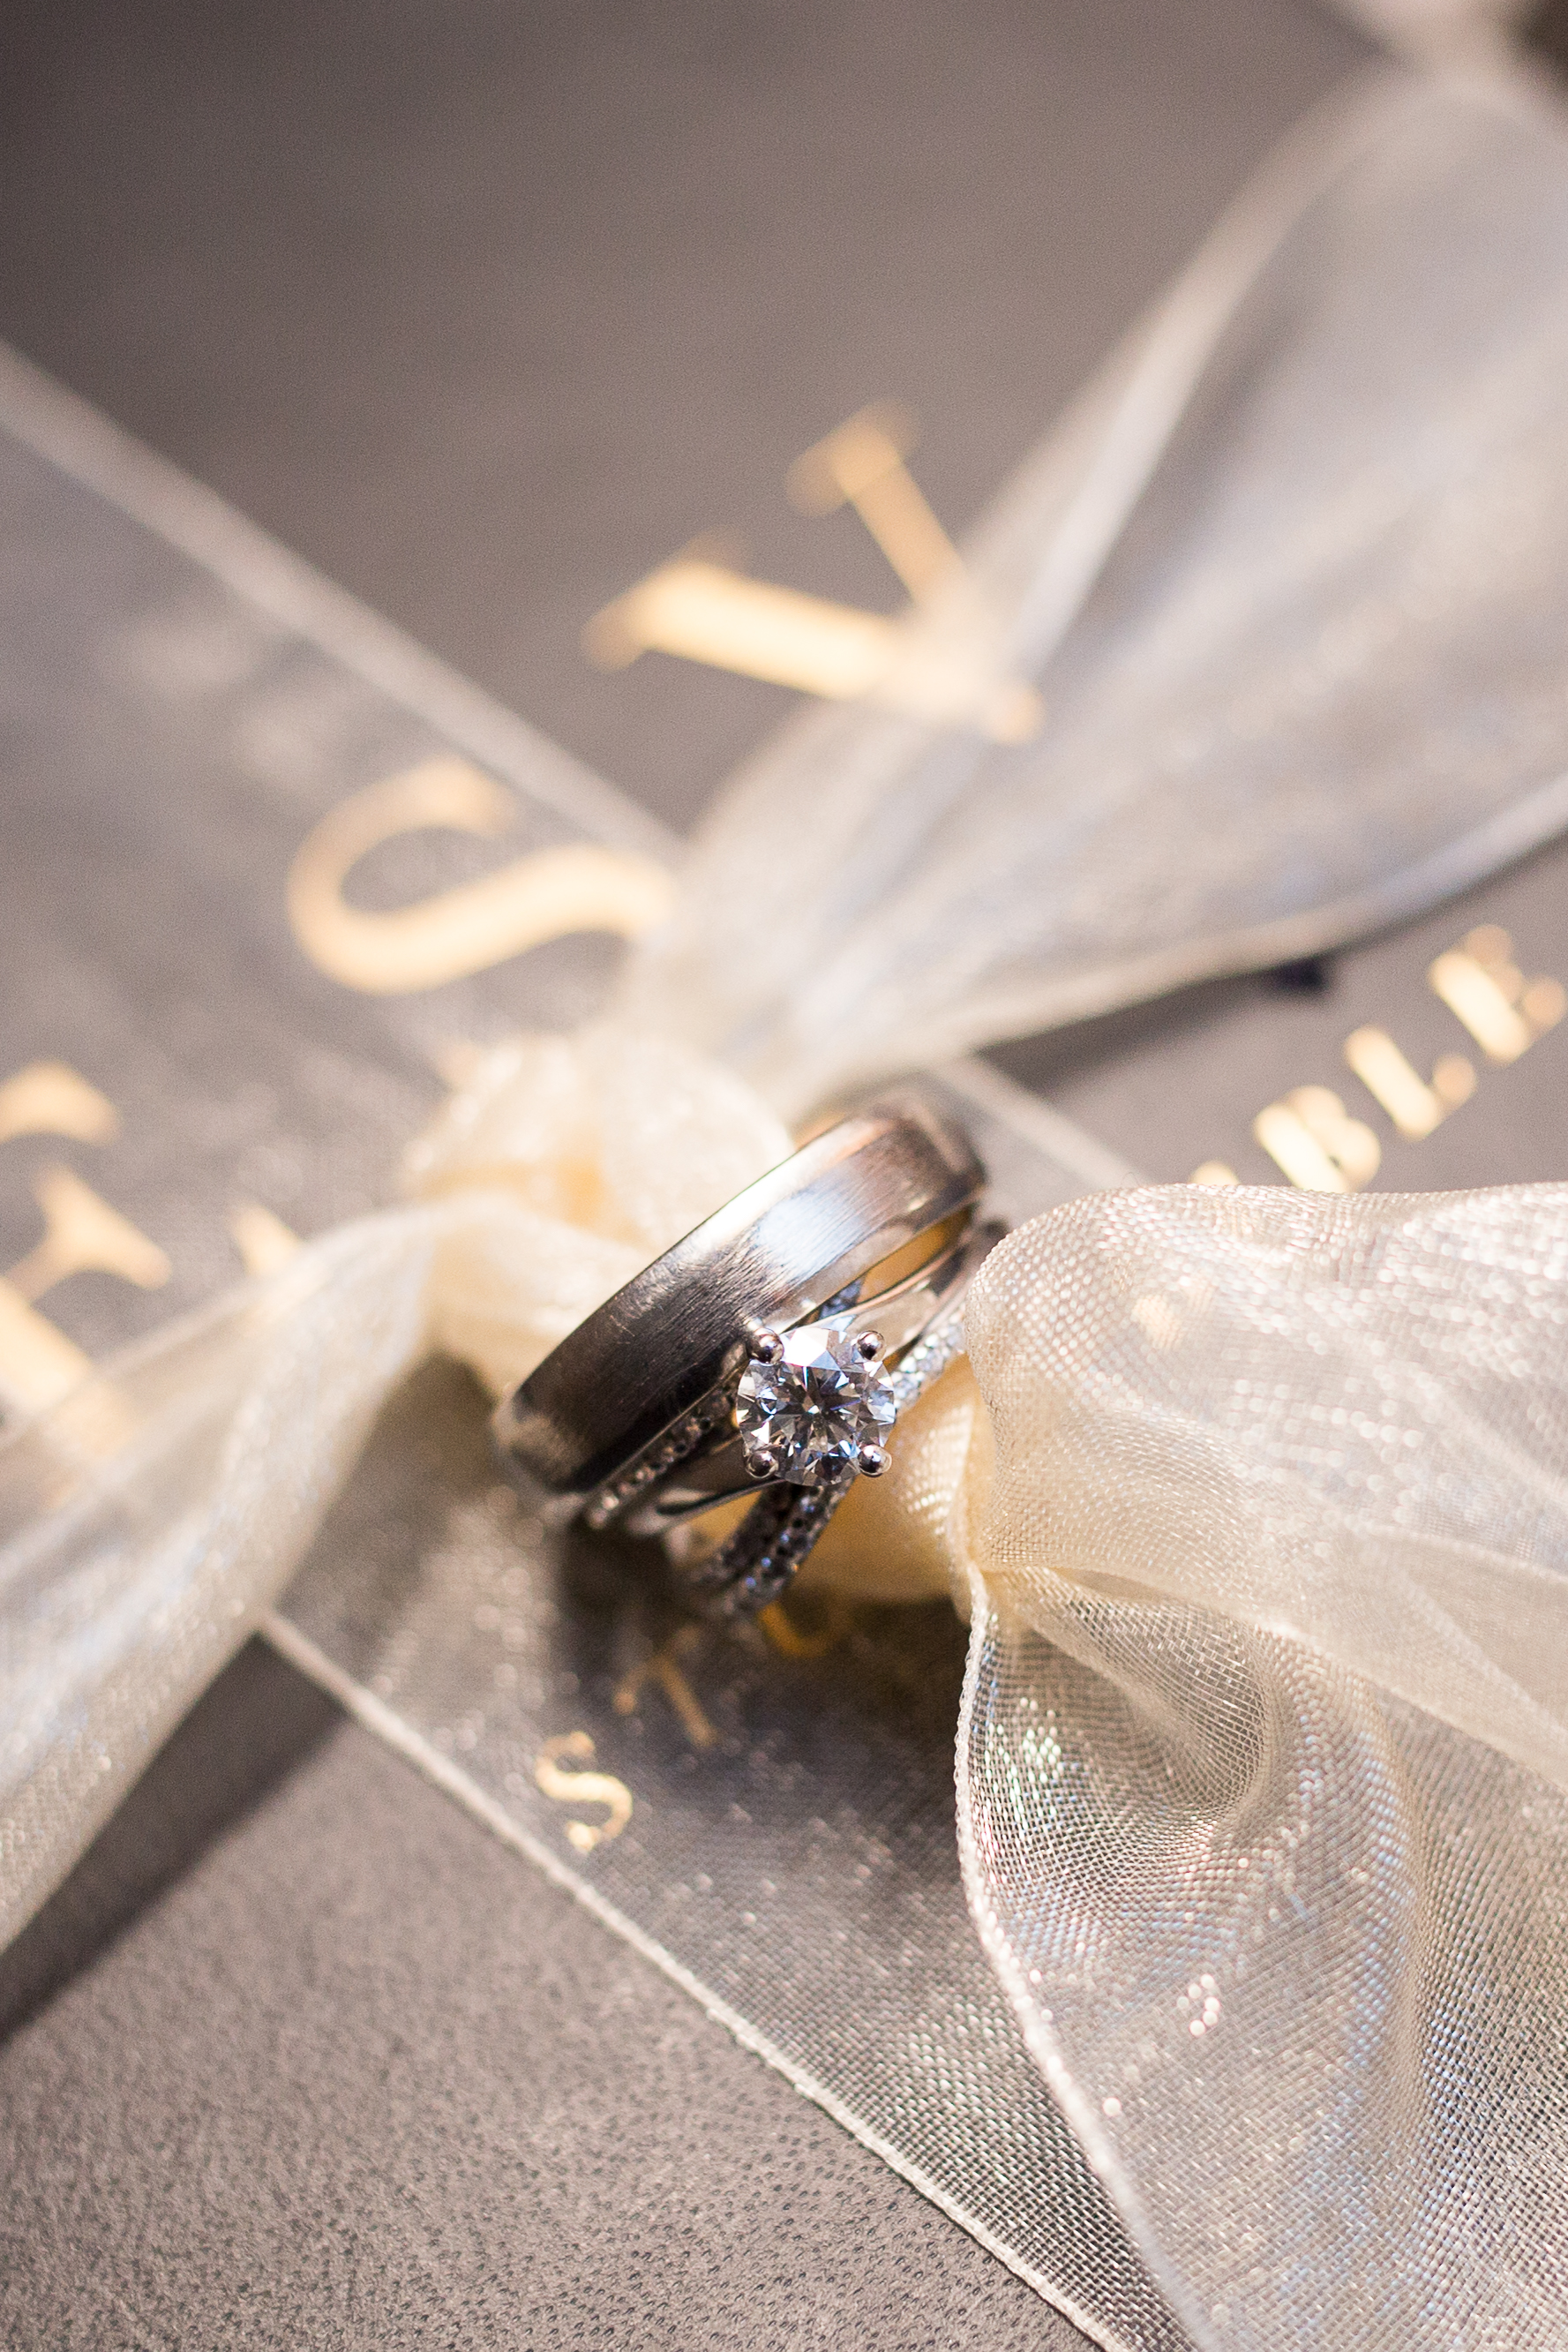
[495,1088,984,1498]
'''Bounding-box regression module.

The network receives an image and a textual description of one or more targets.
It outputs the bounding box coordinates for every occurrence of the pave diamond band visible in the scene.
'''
[492,1090,993,1612]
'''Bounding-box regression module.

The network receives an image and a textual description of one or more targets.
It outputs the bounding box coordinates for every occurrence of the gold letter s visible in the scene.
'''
[287,756,676,995]
[533,1730,634,1853]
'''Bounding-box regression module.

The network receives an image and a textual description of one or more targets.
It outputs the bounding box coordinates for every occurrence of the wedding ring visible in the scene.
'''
[492,1089,991,1611]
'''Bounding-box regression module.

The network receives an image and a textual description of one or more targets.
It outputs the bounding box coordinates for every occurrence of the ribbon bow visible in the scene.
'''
[7,62,1568,2352]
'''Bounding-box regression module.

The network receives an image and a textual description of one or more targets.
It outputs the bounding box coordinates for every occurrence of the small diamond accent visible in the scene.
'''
[734,1322,897,1484]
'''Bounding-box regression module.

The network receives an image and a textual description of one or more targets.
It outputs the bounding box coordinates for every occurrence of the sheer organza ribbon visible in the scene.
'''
[7,59,1568,2352]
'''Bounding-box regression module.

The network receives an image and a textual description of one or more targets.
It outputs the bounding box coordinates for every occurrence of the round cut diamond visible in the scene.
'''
[735,1323,897,1484]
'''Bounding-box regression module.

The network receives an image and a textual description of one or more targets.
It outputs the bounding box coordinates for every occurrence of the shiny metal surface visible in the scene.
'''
[492,1088,986,1499]
[624,1214,1002,1528]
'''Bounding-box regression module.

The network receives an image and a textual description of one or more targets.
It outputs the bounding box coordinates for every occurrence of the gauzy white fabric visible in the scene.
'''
[958,1185,1568,2352]
[624,70,1568,1117]
[0,1028,791,1951]
[7,60,1568,2352]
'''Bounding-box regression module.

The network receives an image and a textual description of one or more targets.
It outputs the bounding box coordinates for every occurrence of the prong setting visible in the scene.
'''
[857,1443,889,1478]
[734,1318,898,1489]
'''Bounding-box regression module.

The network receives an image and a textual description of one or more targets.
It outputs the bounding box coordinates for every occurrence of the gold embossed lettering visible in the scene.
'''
[1192,923,1563,1191]
[613,1625,716,1750]
[534,1730,634,1852]
[1342,1026,1475,1141]
[1253,1086,1381,1192]
[587,549,904,700]
[584,407,1043,743]
[6,1166,171,1302]
[0,1062,118,1147]
[758,1590,855,1658]
[787,402,961,603]
[586,552,1039,742]
[1429,927,1566,1064]
[0,1066,169,1421]
[0,1284,95,1418]
[227,1200,303,1277]
[287,757,676,995]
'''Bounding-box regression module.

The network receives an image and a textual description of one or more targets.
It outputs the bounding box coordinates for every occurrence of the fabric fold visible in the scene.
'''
[0,1028,792,1953]
[622,69,1568,1116]
[956,1184,1568,2350]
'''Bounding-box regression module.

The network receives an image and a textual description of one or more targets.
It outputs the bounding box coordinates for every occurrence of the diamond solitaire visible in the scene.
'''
[734,1322,897,1486]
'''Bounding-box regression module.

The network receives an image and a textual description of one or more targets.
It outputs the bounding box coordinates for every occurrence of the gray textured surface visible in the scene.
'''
[0,0,1366,830]
[0,3,1369,2345]
[0,1642,1072,2351]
